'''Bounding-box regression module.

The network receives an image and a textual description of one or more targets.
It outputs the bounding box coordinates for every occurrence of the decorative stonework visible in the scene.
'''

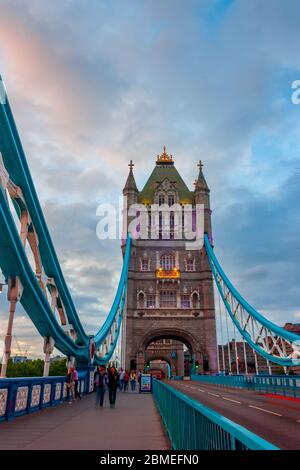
[30,385,41,408]
[0,389,8,416]
[15,386,28,412]
[63,382,68,398]
[55,382,62,400]
[43,384,51,404]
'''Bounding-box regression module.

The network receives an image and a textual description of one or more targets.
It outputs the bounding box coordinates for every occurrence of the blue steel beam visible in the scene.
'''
[204,234,300,366]
[0,186,88,358]
[0,76,131,364]
[0,76,88,345]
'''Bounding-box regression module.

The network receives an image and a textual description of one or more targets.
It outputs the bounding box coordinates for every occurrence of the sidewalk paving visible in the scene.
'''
[0,391,170,450]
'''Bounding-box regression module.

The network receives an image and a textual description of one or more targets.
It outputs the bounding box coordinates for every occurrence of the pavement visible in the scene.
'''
[0,391,170,450]
[167,379,300,450]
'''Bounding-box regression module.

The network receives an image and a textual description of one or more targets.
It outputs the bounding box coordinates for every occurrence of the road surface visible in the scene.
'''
[167,379,300,450]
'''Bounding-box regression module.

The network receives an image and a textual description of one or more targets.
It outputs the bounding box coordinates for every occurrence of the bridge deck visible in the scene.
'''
[0,391,170,450]
[168,380,300,450]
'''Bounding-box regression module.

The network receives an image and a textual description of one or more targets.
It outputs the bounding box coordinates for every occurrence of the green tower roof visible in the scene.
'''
[138,148,194,204]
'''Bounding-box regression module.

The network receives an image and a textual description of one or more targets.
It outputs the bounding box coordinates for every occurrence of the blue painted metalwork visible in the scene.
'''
[94,235,131,363]
[204,234,300,366]
[0,75,131,365]
[0,77,88,345]
[191,374,300,398]
[0,371,90,422]
[152,379,279,450]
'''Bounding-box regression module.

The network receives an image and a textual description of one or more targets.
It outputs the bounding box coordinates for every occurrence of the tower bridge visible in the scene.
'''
[0,75,299,450]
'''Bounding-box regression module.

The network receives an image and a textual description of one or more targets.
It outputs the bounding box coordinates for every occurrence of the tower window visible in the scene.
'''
[159,290,176,308]
[146,294,155,308]
[186,259,195,271]
[160,254,175,270]
[192,292,200,309]
[158,195,165,206]
[181,294,191,308]
[141,259,149,271]
[138,292,145,308]
[168,195,175,206]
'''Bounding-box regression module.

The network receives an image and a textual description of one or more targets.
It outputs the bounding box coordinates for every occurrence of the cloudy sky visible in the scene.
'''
[0,0,299,358]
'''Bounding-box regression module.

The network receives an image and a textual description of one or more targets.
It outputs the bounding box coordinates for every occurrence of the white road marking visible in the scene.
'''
[208,392,220,397]
[222,397,241,404]
[248,405,282,417]
[198,388,205,393]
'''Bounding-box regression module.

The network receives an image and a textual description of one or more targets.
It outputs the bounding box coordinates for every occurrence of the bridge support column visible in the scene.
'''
[43,337,55,377]
[1,277,23,378]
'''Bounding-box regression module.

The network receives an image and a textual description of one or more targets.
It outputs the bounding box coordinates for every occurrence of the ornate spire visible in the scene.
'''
[123,160,138,193]
[194,160,209,192]
[156,146,174,165]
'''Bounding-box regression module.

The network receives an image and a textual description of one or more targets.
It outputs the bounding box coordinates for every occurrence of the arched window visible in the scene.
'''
[168,194,175,206]
[192,292,199,309]
[160,254,175,270]
[158,194,165,206]
[140,257,149,271]
[138,292,145,308]
[186,258,195,271]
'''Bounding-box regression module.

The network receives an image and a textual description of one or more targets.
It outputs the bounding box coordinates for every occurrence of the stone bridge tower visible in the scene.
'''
[121,148,218,374]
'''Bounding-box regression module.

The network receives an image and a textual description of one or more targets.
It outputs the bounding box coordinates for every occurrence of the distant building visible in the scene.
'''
[50,355,65,363]
[217,322,300,376]
[10,355,28,364]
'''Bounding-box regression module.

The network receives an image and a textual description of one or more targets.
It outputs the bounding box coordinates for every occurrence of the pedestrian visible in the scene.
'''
[137,369,142,393]
[107,366,119,408]
[66,367,75,404]
[94,365,108,407]
[123,370,129,392]
[119,368,125,391]
[130,371,136,392]
[73,366,81,400]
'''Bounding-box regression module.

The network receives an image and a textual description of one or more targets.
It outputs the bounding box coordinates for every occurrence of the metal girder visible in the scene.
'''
[205,234,300,367]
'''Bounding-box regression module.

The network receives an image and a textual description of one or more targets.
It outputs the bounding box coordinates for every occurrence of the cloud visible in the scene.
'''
[0,0,299,357]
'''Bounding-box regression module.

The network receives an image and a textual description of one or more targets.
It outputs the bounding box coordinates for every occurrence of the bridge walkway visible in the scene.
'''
[0,391,170,450]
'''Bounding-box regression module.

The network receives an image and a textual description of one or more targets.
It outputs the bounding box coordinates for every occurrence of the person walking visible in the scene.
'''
[137,369,142,393]
[107,366,119,408]
[66,366,75,404]
[94,365,108,407]
[123,370,129,392]
[73,366,81,400]
[119,368,125,391]
[130,371,136,392]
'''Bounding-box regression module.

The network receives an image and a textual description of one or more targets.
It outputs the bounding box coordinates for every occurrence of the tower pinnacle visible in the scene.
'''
[123,160,138,194]
[194,160,209,192]
[156,146,174,165]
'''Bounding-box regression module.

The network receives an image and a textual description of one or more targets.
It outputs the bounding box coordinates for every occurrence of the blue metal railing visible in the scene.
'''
[191,374,300,398]
[0,370,93,423]
[152,379,279,450]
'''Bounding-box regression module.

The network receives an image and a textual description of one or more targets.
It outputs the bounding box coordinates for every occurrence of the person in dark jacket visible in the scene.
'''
[66,367,75,404]
[94,366,108,407]
[107,366,119,408]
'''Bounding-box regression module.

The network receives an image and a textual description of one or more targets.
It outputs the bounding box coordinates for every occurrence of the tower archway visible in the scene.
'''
[135,328,204,376]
